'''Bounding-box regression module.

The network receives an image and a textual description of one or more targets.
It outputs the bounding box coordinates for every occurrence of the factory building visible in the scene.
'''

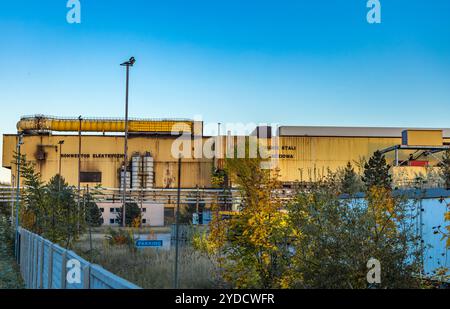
[3,115,450,226]
[276,126,450,186]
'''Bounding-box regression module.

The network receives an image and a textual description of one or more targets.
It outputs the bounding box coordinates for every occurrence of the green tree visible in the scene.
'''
[44,175,82,248]
[341,161,361,195]
[362,151,392,190]
[116,202,141,227]
[439,150,450,188]
[13,153,46,235]
[13,154,82,248]
[85,193,103,227]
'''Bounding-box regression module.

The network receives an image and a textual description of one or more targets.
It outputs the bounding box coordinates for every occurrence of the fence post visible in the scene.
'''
[83,265,91,289]
[61,251,67,289]
[33,237,38,288]
[27,232,32,288]
[39,238,44,289]
[48,244,53,288]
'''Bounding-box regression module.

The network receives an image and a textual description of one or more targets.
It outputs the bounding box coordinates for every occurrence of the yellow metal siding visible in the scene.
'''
[277,136,408,182]
[3,133,450,187]
[402,130,443,146]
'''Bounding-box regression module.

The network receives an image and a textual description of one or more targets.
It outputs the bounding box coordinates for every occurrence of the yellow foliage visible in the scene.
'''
[445,212,450,222]
[131,215,141,228]
[366,186,399,237]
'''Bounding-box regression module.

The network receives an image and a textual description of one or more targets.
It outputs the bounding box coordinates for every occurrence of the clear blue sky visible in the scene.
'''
[0,0,450,169]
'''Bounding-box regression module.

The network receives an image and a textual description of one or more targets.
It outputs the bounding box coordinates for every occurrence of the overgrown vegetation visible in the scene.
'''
[0,201,24,289]
[194,150,425,289]
[288,183,422,288]
[15,154,83,248]
[73,238,220,288]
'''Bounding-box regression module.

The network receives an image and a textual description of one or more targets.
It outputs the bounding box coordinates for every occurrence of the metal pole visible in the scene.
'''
[14,133,23,259]
[58,141,63,177]
[78,116,82,232]
[122,64,130,227]
[10,178,14,227]
[173,156,182,289]
[395,148,399,166]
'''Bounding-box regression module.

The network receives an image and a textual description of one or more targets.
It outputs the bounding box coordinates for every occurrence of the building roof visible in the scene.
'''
[278,126,450,138]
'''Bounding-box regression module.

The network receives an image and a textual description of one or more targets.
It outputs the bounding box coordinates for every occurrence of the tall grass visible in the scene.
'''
[0,215,24,289]
[74,238,223,289]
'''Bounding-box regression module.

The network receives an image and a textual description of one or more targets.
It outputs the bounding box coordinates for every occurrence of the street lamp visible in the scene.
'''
[120,57,135,227]
[58,140,65,177]
[14,133,23,260]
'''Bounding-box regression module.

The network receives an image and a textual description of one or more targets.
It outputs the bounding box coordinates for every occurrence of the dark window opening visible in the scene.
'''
[80,171,102,183]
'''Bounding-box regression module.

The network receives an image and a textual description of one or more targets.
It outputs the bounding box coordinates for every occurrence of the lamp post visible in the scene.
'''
[173,155,182,289]
[120,57,135,227]
[14,133,23,260]
[77,116,82,232]
[58,140,65,178]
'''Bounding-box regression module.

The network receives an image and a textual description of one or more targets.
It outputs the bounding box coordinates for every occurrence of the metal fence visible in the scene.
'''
[17,227,141,289]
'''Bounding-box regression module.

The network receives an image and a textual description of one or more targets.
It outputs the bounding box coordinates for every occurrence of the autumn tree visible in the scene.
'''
[288,180,423,288]
[362,151,392,190]
[196,154,293,288]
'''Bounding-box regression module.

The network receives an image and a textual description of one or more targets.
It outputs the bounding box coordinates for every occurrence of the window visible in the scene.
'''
[115,208,121,213]
[110,208,115,213]
[142,219,147,224]
[100,208,104,213]
[109,219,114,224]
[142,208,146,212]
[80,171,102,183]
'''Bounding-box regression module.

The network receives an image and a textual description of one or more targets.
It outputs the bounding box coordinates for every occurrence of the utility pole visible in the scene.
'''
[78,116,82,232]
[58,140,64,178]
[120,57,135,227]
[14,133,23,260]
[173,156,182,289]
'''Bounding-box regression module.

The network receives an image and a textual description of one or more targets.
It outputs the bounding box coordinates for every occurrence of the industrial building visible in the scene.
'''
[3,115,450,225]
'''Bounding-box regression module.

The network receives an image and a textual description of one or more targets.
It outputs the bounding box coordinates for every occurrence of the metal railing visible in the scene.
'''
[0,186,241,205]
[17,227,141,289]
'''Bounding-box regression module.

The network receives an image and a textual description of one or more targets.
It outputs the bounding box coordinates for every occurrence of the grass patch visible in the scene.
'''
[0,217,24,289]
[73,237,223,289]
